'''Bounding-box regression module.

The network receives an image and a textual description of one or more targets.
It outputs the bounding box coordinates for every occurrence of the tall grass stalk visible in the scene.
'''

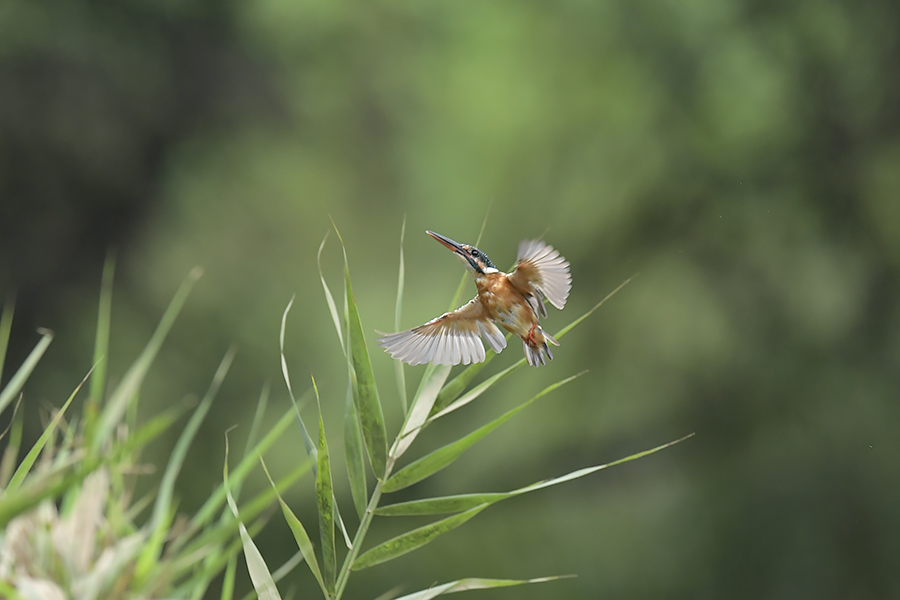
[0,260,304,599]
[233,225,692,600]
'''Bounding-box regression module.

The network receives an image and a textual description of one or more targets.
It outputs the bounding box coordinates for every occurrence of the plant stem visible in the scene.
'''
[333,368,429,598]
[333,457,395,600]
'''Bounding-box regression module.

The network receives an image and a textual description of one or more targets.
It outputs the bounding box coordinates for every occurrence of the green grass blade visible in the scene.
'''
[0,328,53,415]
[383,372,584,493]
[177,460,312,564]
[519,433,696,491]
[175,517,268,600]
[269,551,306,588]
[0,579,25,600]
[224,440,282,600]
[220,556,237,600]
[372,586,405,600]
[375,493,508,517]
[224,551,304,600]
[140,503,179,585]
[194,386,272,594]
[159,348,233,518]
[317,233,345,352]
[431,357,494,416]
[324,231,369,520]
[260,457,328,597]
[136,348,234,582]
[312,378,337,593]
[0,454,101,528]
[92,267,202,450]
[448,275,470,314]
[86,253,115,439]
[334,224,387,478]
[0,296,14,384]
[377,434,695,517]
[176,393,296,555]
[554,275,636,341]
[345,383,368,520]
[117,403,187,461]
[280,298,317,462]
[234,383,271,503]
[393,216,408,413]
[429,357,523,422]
[391,364,451,460]
[353,505,488,570]
[0,404,23,487]
[346,280,388,476]
[6,365,94,493]
[391,575,567,600]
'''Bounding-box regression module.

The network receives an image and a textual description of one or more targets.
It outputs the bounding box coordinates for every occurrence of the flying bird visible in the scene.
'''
[378,231,572,367]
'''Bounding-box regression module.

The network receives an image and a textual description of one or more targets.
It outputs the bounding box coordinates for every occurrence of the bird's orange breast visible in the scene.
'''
[475,272,537,337]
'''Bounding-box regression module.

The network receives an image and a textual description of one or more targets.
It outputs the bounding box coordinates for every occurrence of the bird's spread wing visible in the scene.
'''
[378,297,508,366]
[507,240,572,317]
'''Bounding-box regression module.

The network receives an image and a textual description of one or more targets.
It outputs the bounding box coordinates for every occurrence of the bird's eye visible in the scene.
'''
[470,249,479,257]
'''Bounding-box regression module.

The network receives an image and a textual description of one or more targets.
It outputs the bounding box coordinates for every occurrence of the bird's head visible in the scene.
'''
[426,230,498,275]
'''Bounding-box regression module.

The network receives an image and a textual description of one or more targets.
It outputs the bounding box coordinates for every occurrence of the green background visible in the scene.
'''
[2,0,898,598]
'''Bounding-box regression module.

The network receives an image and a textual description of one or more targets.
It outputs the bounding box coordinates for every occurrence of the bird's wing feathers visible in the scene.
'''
[507,240,572,313]
[378,297,507,366]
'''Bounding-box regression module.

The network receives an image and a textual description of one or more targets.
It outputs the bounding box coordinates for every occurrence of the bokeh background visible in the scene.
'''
[2,0,899,598]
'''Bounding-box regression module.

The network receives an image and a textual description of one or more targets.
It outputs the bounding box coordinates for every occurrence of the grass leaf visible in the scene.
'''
[319,233,370,520]
[6,365,94,493]
[554,275,636,341]
[224,438,282,600]
[86,253,115,440]
[0,580,24,600]
[260,457,328,597]
[280,298,317,461]
[220,557,237,600]
[0,296,14,386]
[393,216,408,413]
[0,328,53,416]
[383,372,584,493]
[390,575,568,600]
[0,403,23,487]
[136,348,234,582]
[0,453,101,528]
[431,358,494,416]
[334,223,387,478]
[317,233,345,352]
[233,384,271,503]
[313,378,337,593]
[344,384,368,520]
[375,493,508,517]
[117,403,187,459]
[283,297,353,548]
[92,267,202,450]
[377,434,695,516]
[429,357,522,422]
[170,406,298,546]
[352,505,488,570]
[177,460,311,567]
[391,364,452,460]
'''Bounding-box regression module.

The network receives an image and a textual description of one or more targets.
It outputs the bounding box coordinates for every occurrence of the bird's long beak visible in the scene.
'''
[426,230,467,256]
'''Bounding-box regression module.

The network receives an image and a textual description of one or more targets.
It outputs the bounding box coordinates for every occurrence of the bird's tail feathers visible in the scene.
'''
[523,327,556,367]
[543,331,560,346]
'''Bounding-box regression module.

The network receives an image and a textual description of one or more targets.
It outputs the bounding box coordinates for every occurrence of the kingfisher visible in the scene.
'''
[378,231,572,367]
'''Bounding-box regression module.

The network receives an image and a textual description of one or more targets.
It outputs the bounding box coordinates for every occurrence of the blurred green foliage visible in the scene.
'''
[1,0,899,598]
